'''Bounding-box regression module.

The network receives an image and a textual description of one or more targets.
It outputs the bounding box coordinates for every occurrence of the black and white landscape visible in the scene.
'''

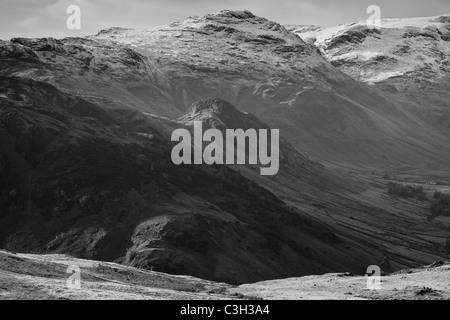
[1,2,450,300]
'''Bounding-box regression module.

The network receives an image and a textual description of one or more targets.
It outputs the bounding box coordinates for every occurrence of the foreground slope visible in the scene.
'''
[0,250,233,300]
[0,77,380,284]
[1,250,449,300]
[234,261,450,300]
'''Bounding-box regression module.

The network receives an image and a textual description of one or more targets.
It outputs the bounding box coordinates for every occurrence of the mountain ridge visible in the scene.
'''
[2,10,450,170]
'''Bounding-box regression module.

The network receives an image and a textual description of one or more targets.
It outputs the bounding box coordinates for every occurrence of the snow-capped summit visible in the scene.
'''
[289,14,450,129]
[289,14,450,84]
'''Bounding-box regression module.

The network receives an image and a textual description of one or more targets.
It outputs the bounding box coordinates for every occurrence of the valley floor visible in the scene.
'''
[1,250,449,300]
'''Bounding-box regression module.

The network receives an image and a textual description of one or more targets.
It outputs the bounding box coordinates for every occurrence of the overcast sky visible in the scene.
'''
[0,0,449,40]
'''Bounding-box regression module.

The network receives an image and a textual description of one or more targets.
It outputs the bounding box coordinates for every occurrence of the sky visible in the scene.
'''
[0,0,449,40]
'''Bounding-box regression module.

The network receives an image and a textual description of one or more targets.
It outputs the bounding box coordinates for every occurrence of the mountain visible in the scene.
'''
[289,14,450,132]
[2,10,450,170]
[1,10,450,286]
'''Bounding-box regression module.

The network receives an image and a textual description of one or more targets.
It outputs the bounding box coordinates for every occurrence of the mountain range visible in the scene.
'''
[1,10,450,286]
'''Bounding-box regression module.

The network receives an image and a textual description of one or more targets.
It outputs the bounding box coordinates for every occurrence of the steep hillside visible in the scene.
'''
[177,97,359,193]
[1,250,449,300]
[0,76,381,284]
[1,10,450,286]
[155,98,450,275]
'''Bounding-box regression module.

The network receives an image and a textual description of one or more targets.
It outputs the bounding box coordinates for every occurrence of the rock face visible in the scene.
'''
[181,98,268,130]
[290,14,450,130]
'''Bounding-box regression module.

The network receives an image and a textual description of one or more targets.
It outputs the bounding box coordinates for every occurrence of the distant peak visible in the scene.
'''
[434,15,450,24]
[178,10,260,26]
[212,10,256,20]
[96,27,131,36]
[285,25,322,33]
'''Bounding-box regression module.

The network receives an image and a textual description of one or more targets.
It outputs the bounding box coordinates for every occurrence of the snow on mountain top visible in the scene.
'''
[88,9,335,91]
[289,14,450,45]
[94,10,298,46]
[289,14,450,85]
[378,14,450,28]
